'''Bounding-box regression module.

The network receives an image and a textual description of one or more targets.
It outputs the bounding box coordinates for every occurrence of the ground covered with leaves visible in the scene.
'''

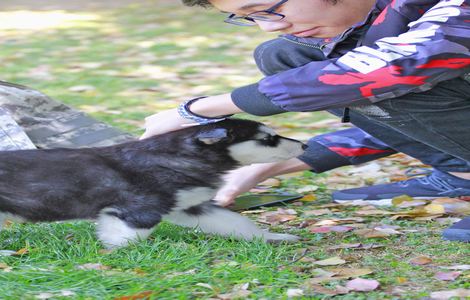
[0,1,469,299]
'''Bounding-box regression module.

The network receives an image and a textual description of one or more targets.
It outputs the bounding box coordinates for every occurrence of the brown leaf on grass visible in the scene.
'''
[391,195,415,205]
[430,289,470,300]
[431,198,470,214]
[409,256,433,265]
[354,228,398,238]
[15,248,29,256]
[309,226,354,233]
[313,256,346,266]
[306,268,373,284]
[329,268,374,278]
[392,195,428,208]
[305,284,349,296]
[396,277,408,284]
[303,209,332,216]
[0,262,12,273]
[264,214,297,225]
[258,208,297,225]
[345,278,380,292]
[114,291,154,300]
[434,271,461,281]
[391,204,445,220]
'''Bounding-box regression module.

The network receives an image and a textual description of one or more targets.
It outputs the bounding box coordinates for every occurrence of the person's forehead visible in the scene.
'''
[211,0,275,13]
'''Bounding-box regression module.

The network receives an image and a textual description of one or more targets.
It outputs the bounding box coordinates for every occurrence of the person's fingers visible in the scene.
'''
[214,185,241,206]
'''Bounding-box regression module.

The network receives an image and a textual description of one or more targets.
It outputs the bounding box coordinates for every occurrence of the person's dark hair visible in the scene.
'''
[181,0,339,8]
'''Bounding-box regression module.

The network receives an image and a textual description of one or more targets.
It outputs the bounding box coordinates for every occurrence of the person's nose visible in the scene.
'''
[254,19,290,32]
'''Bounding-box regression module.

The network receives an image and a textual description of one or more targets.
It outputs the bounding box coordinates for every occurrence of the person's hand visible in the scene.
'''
[214,158,311,207]
[214,164,272,207]
[140,108,195,139]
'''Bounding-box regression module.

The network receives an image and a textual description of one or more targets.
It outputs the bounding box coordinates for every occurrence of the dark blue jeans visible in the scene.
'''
[254,38,470,172]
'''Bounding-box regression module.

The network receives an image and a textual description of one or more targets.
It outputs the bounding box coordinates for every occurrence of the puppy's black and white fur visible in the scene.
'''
[0,119,305,248]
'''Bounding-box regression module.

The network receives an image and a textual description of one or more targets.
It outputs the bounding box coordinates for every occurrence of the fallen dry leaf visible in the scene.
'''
[15,248,29,256]
[430,288,470,300]
[329,268,374,278]
[434,271,461,281]
[306,267,373,284]
[409,256,433,266]
[391,195,415,206]
[264,214,297,225]
[314,256,346,266]
[309,226,354,233]
[431,198,470,214]
[346,278,380,292]
[354,228,399,238]
[305,284,349,296]
[258,208,298,225]
[396,277,408,284]
[303,209,332,216]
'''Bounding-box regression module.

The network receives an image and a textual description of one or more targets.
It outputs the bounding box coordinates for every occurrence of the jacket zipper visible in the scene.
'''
[280,36,325,50]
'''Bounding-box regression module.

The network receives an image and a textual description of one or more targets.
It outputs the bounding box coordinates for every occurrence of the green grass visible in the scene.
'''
[0,1,468,299]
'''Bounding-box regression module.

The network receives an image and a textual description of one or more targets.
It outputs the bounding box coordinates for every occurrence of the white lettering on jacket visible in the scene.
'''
[337,0,464,74]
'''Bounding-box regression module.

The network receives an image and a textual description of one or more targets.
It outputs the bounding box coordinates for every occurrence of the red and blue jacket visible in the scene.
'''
[231,0,470,172]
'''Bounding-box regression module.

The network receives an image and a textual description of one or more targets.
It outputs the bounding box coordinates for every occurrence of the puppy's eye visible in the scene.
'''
[259,135,278,146]
[261,135,272,142]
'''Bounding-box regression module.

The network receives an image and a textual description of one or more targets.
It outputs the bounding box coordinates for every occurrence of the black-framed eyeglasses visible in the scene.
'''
[224,0,289,26]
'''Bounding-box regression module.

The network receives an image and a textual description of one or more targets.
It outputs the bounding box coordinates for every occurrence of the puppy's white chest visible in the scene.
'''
[173,187,216,210]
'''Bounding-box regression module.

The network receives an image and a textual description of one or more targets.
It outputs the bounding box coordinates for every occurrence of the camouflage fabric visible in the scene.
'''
[0,81,135,151]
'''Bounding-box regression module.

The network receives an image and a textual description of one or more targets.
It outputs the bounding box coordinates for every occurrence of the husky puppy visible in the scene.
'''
[0,119,306,248]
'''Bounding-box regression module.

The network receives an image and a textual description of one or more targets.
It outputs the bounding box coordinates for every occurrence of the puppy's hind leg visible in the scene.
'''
[96,208,160,249]
[164,204,299,242]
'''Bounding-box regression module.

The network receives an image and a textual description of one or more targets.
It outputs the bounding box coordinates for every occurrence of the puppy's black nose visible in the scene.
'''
[302,143,308,150]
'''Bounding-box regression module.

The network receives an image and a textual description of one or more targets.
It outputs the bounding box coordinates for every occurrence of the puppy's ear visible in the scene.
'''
[196,128,228,145]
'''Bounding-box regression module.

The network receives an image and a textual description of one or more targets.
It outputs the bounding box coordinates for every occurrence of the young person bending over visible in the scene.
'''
[141,0,470,242]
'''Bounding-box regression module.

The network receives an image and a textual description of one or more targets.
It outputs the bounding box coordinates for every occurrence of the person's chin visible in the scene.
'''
[291,27,322,38]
